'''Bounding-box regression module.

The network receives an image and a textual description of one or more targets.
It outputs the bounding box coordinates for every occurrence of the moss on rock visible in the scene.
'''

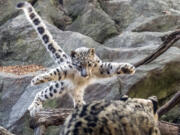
[128,62,180,105]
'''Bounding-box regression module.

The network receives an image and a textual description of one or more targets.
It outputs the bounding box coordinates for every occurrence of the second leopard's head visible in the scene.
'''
[70,47,100,78]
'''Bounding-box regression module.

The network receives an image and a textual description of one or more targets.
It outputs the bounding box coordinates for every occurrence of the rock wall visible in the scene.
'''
[0,0,180,134]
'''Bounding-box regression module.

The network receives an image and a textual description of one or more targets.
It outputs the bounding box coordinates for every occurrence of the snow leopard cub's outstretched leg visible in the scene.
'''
[28,80,74,116]
[31,62,74,85]
[94,62,135,78]
[16,2,71,65]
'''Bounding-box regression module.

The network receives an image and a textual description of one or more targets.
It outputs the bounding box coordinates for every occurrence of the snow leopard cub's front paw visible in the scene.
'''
[28,101,43,117]
[117,63,135,75]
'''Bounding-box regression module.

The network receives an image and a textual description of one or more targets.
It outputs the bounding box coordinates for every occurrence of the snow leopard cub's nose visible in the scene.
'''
[81,68,88,77]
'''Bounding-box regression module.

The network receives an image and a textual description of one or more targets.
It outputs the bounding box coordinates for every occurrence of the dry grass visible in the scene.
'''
[0,64,45,75]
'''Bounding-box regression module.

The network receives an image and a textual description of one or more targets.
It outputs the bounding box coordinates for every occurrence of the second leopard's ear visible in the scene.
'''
[88,48,95,56]
[148,96,158,114]
[71,51,77,58]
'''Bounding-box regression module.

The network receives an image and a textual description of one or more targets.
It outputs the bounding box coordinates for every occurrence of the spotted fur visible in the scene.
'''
[61,96,160,135]
[17,2,135,117]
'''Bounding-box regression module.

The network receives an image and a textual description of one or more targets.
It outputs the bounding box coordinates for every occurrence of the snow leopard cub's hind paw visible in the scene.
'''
[28,101,43,117]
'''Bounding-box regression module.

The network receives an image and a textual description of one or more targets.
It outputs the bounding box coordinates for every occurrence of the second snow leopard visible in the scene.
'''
[16,2,135,116]
[61,96,160,135]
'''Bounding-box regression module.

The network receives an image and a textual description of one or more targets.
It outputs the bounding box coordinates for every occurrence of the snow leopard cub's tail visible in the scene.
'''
[16,2,71,64]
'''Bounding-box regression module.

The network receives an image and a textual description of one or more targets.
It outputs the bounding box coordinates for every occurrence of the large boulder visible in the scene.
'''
[0,72,33,134]
[32,0,72,30]
[66,3,118,43]
[63,0,180,42]
[0,15,53,67]
[0,14,100,67]
[63,0,90,18]
[131,15,180,32]
[0,0,70,27]
[0,0,25,26]
[104,31,180,102]
[0,0,180,135]
[99,0,180,32]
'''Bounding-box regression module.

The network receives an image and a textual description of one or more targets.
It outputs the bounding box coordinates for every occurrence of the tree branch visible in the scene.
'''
[157,90,180,117]
[134,29,180,68]
[30,108,73,129]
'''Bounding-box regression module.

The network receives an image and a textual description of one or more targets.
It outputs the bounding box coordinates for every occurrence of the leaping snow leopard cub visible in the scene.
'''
[16,2,135,117]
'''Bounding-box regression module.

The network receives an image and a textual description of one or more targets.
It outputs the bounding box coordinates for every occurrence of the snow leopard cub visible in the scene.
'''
[16,2,135,117]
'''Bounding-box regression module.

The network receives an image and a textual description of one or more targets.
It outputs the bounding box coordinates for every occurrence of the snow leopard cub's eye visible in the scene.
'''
[88,63,92,67]
[79,65,82,69]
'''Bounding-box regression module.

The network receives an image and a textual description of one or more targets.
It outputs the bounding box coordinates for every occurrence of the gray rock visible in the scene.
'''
[0,72,55,135]
[127,47,180,100]
[33,0,72,30]
[7,83,48,130]
[130,15,180,32]
[0,72,33,127]
[64,0,180,42]
[99,0,180,32]
[97,30,180,103]
[99,0,137,31]
[104,31,164,48]
[0,15,54,67]
[63,0,89,18]
[66,4,118,43]
[0,0,180,134]
[0,14,100,67]
[103,31,180,100]
[0,0,25,26]
[0,0,71,28]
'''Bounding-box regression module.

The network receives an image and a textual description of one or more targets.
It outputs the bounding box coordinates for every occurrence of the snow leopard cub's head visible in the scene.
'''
[70,47,100,78]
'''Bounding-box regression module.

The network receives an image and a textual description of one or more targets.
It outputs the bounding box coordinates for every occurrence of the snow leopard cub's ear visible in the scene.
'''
[88,48,95,56]
[71,51,77,58]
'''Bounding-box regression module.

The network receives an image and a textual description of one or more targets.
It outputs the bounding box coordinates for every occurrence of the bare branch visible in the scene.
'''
[30,108,73,129]
[157,91,180,117]
[134,29,180,68]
